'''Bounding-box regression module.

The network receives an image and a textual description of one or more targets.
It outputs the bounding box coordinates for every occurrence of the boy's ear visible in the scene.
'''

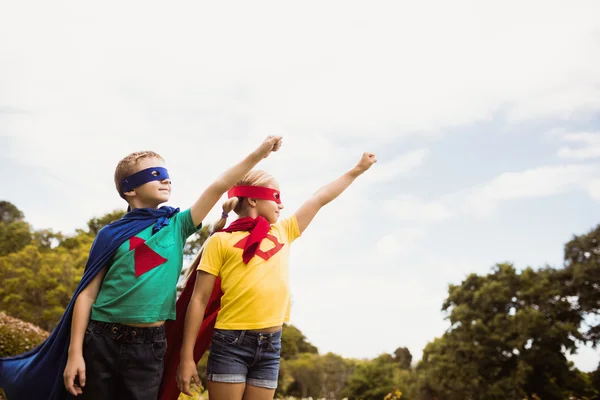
[123,189,136,198]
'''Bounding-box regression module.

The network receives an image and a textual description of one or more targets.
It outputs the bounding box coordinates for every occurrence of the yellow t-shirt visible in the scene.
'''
[198,216,301,330]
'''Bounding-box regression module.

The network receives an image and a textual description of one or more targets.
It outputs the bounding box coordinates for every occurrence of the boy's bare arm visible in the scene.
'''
[189,136,282,227]
[63,266,108,395]
[295,152,377,234]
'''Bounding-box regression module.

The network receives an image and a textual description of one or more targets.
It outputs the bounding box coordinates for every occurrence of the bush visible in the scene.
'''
[0,311,49,358]
[0,312,49,399]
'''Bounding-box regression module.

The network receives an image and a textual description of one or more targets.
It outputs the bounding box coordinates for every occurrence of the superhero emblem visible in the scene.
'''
[129,236,168,277]
[234,234,284,261]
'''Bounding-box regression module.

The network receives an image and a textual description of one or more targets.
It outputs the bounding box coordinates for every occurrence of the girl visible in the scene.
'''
[176,152,376,400]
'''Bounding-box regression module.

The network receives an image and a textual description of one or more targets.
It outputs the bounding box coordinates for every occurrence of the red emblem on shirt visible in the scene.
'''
[234,234,284,261]
[129,236,168,277]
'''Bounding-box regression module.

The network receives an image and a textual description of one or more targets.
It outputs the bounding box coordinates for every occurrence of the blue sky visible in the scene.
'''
[1,0,600,371]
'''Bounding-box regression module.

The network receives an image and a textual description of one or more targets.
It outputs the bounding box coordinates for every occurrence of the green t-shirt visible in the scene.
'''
[90,208,200,324]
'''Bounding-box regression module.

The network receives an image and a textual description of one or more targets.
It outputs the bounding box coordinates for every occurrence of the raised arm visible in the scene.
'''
[295,152,377,234]
[190,136,282,227]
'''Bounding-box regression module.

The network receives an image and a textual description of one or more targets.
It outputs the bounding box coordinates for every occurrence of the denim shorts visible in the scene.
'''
[207,328,282,389]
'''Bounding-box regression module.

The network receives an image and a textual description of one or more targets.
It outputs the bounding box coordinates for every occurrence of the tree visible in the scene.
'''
[561,223,600,345]
[280,324,318,360]
[320,353,355,400]
[32,229,63,250]
[0,201,31,256]
[0,200,25,223]
[184,225,211,258]
[275,324,320,397]
[394,346,413,370]
[285,353,325,398]
[86,209,127,235]
[591,362,600,392]
[0,219,32,256]
[415,263,595,400]
[0,242,90,330]
[343,359,397,400]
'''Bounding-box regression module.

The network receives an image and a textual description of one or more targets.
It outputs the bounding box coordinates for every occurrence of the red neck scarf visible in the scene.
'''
[222,216,271,264]
[159,216,271,399]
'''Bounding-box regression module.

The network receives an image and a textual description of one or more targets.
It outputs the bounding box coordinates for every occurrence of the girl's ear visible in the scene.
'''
[247,197,258,208]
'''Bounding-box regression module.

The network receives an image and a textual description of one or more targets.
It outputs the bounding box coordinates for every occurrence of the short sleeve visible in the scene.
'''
[197,234,224,277]
[174,208,202,242]
[275,215,301,244]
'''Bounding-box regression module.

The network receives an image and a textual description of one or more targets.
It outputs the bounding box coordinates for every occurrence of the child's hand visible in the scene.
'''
[355,152,377,173]
[63,354,86,396]
[176,359,202,396]
[256,135,283,158]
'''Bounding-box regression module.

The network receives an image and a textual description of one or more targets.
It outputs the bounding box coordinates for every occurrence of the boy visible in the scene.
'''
[0,136,281,400]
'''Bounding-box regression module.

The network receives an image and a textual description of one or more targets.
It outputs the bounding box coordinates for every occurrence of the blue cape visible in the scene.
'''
[0,206,179,399]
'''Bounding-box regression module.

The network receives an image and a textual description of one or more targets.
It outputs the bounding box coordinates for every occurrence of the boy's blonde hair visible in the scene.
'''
[211,169,276,233]
[114,151,164,199]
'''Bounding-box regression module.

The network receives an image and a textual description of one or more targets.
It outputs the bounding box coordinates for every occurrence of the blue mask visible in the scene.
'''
[121,167,170,195]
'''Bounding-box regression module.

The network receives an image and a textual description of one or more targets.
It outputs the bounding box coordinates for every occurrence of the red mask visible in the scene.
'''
[227,185,281,204]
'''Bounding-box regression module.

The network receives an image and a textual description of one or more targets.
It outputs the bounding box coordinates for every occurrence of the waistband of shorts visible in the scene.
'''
[214,328,282,341]
[88,320,166,343]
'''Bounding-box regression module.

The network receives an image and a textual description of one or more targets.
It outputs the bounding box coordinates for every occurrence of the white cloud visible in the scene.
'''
[383,195,454,222]
[375,227,427,259]
[384,164,600,223]
[587,180,600,200]
[1,0,600,143]
[557,132,600,160]
[367,149,429,184]
[465,164,599,216]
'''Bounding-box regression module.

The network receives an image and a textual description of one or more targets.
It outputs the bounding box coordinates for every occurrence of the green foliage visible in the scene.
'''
[561,223,600,345]
[0,202,32,256]
[394,346,413,370]
[414,263,595,400]
[86,209,127,235]
[320,352,356,399]
[280,324,318,360]
[184,225,211,258]
[0,201,98,330]
[0,219,32,256]
[343,359,397,400]
[32,228,63,250]
[0,241,90,330]
[0,201,25,223]
[282,352,355,399]
[591,362,600,391]
[286,353,325,398]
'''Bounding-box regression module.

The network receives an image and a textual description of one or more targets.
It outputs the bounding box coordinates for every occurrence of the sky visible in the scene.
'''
[1,0,600,371]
